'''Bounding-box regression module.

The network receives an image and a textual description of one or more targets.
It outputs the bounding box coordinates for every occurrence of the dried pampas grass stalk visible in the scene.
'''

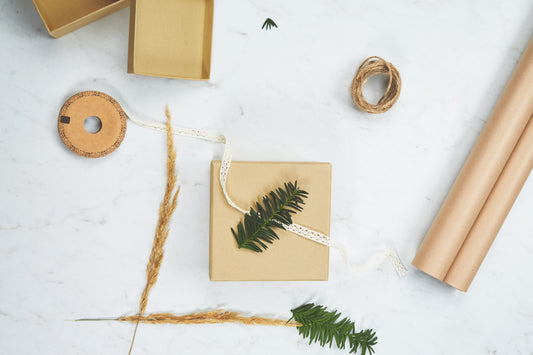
[129,108,180,355]
[119,311,300,327]
[139,107,180,316]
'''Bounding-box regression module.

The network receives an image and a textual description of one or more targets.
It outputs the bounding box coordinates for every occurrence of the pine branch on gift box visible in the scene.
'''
[231,181,308,252]
[289,304,377,355]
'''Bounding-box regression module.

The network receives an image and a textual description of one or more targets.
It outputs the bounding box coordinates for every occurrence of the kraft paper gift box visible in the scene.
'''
[32,0,129,38]
[128,0,214,80]
[209,161,331,281]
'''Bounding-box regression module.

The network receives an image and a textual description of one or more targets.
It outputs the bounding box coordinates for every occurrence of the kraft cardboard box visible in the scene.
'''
[32,0,129,38]
[210,161,331,281]
[128,0,214,80]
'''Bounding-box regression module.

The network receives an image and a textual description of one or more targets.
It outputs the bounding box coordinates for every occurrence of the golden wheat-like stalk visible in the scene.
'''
[129,108,180,354]
[119,311,300,327]
[138,107,180,315]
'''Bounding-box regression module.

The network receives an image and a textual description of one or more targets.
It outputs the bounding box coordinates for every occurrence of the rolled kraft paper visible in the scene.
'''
[444,114,533,291]
[412,36,533,280]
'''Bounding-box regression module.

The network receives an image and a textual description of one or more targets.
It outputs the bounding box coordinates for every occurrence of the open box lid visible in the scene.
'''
[32,0,129,38]
[32,0,214,80]
[127,0,214,80]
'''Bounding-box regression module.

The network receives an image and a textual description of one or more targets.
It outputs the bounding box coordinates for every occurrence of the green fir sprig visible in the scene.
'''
[231,181,308,252]
[289,304,377,355]
[262,18,278,30]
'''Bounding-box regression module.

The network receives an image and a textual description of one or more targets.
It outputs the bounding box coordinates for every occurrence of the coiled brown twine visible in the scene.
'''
[351,56,401,114]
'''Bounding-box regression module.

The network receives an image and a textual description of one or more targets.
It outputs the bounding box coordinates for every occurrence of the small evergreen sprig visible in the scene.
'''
[262,18,278,30]
[289,304,377,355]
[231,181,308,252]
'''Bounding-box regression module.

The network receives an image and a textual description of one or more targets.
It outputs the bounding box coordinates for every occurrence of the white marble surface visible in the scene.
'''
[1,0,533,354]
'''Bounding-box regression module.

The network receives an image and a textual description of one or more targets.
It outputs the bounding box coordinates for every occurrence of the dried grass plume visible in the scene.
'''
[129,108,180,354]
[119,311,300,327]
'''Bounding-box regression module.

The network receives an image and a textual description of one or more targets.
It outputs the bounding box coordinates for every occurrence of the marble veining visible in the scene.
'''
[1,0,533,354]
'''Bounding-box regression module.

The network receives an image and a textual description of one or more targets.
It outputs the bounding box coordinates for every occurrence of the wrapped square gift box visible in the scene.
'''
[209,161,331,281]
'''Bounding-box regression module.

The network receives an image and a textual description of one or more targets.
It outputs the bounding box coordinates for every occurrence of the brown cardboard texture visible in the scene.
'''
[412,36,533,289]
[128,0,214,80]
[443,114,533,291]
[210,161,331,281]
[32,0,129,38]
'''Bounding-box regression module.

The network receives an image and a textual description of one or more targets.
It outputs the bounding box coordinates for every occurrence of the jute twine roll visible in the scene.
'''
[351,56,401,114]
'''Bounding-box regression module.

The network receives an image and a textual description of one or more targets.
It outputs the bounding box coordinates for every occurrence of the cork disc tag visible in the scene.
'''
[58,91,127,158]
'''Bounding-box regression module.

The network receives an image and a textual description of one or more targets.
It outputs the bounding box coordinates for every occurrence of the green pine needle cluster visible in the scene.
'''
[262,18,278,30]
[289,304,377,355]
[231,181,308,252]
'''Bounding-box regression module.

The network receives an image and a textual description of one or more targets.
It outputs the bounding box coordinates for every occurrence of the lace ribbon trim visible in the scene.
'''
[124,108,406,276]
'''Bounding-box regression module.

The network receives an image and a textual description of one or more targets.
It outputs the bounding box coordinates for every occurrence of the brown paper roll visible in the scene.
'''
[412,36,533,281]
[444,114,533,291]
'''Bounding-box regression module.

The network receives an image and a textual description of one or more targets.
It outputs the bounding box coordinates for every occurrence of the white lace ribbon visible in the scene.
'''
[127,112,333,245]
[123,105,407,276]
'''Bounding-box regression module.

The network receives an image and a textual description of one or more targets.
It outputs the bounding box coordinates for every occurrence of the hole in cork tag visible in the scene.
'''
[84,116,102,134]
[362,74,390,105]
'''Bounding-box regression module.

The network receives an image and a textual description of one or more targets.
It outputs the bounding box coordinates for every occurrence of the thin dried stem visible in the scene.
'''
[119,311,300,327]
[128,108,180,355]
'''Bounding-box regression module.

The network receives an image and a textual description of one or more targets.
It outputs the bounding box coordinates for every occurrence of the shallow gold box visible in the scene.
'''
[32,0,129,38]
[128,0,214,80]
[209,161,331,281]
